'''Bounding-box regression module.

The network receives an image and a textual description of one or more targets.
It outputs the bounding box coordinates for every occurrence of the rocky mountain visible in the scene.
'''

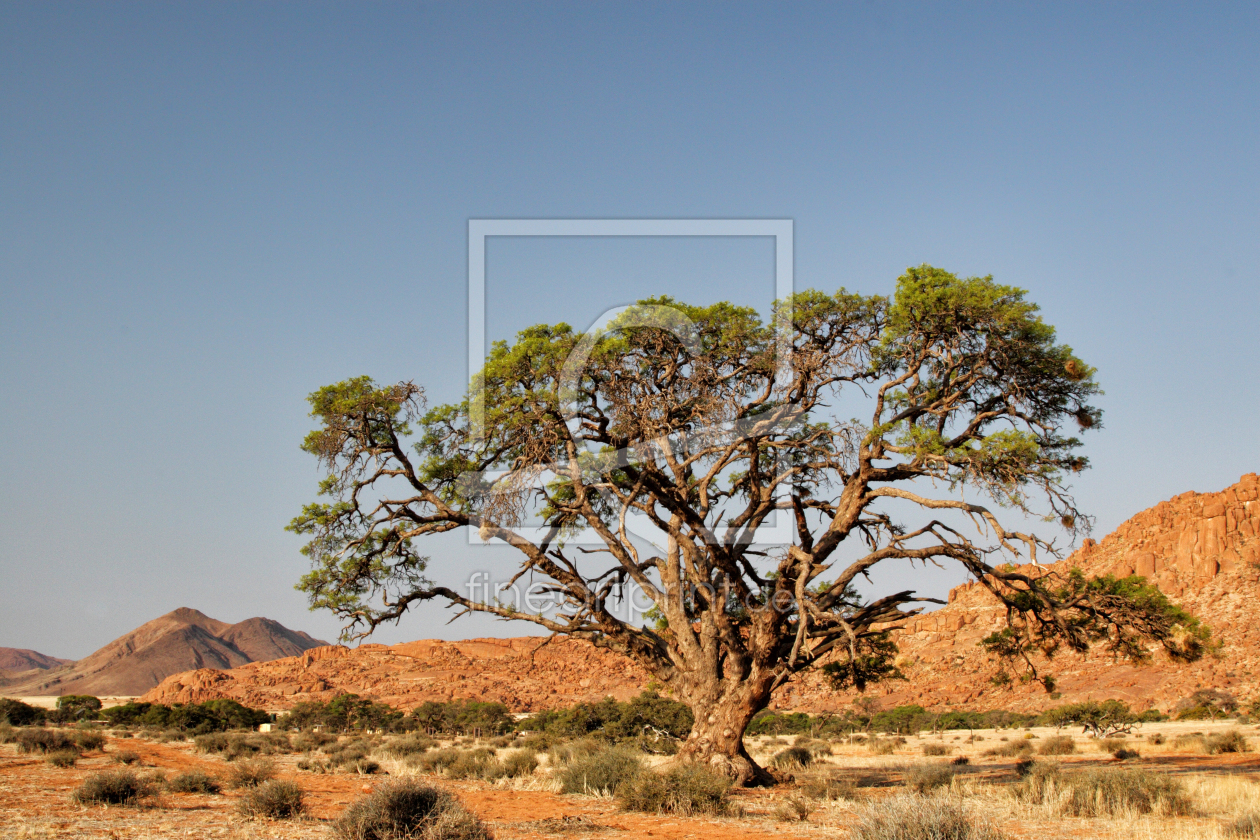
[142,637,651,711]
[0,608,328,697]
[142,475,1259,716]
[0,648,72,675]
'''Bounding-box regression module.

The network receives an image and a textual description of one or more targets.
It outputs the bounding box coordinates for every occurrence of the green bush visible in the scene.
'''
[332,779,491,840]
[46,748,79,768]
[851,794,1006,840]
[379,733,435,757]
[906,763,956,793]
[557,749,643,796]
[166,770,222,794]
[229,759,277,788]
[238,779,304,819]
[72,770,155,806]
[1037,735,1075,756]
[770,746,814,769]
[489,749,538,780]
[0,698,46,726]
[617,764,731,815]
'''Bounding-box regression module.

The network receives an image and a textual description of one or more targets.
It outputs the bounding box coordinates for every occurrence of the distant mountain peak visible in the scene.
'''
[0,610,329,697]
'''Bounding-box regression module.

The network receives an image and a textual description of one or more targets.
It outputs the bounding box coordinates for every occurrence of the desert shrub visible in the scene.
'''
[166,770,222,794]
[793,736,832,757]
[617,764,731,815]
[332,779,491,840]
[800,772,855,801]
[1013,763,1192,817]
[410,747,464,774]
[1205,730,1250,754]
[194,732,231,753]
[1097,738,1127,753]
[771,746,814,769]
[488,749,538,780]
[238,779,304,819]
[293,730,337,751]
[1113,747,1141,760]
[157,728,186,742]
[773,795,814,822]
[952,756,971,766]
[379,733,435,757]
[1226,812,1260,837]
[868,737,902,755]
[72,770,155,805]
[548,737,605,766]
[16,727,78,754]
[74,731,107,752]
[46,748,79,768]
[923,743,952,756]
[983,740,1033,758]
[112,750,141,765]
[229,759,277,788]
[1148,733,1166,745]
[348,758,383,775]
[1037,735,1075,756]
[444,749,495,780]
[851,794,1006,840]
[0,723,15,743]
[557,749,643,795]
[906,763,956,793]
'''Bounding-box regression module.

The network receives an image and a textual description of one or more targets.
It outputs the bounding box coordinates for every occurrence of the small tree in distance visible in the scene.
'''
[291,265,1209,784]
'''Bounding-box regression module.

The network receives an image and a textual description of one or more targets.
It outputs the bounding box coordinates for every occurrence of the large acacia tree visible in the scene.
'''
[291,266,1207,784]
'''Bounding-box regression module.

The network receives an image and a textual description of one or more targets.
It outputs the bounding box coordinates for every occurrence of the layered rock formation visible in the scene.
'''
[1,608,328,697]
[143,475,1258,716]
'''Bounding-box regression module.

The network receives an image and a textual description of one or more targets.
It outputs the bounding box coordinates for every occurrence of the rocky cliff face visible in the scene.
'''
[772,472,1260,714]
[144,475,1259,716]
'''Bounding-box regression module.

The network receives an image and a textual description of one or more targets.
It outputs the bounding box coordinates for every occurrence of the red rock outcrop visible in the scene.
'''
[143,475,1259,715]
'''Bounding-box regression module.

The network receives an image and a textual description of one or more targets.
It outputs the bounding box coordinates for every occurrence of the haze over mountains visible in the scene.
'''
[144,474,1260,716]
[0,608,328,697]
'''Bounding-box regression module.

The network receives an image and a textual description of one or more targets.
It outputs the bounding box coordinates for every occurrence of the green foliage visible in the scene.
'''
[1039,700,1137,738]
[102,699,269,732]
[333,779,491,840]
[280,693,404,733]
[982,571,1214,690]
[822,631,905,692]
[237,779,304,819]
[616,764,732,815]
[49,695,102,723]
[515,691,692,750]
[406,698,513,736]
[0,697,45,726]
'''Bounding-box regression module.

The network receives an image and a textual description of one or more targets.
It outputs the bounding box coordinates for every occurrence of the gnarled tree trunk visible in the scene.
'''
[674,672,777,786]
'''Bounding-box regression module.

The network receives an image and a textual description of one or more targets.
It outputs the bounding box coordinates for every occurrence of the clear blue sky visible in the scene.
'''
[2,2,1257,658]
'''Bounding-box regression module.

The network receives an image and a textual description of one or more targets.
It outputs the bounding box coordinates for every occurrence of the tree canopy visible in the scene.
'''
[291,265,1207,783]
